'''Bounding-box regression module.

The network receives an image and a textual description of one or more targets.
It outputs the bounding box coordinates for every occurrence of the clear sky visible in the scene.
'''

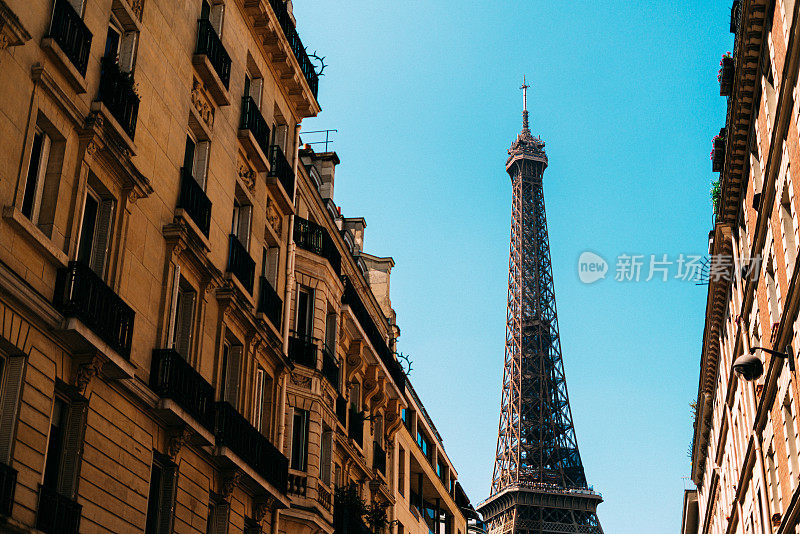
[292,2,730,532]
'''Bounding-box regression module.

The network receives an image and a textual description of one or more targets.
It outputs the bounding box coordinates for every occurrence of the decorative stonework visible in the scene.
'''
[75,354,104,394]
[128,0,144,19]
[266,198,282,235]
[85,140,98,157]
[167,426,192,459]
[238,157,256,194]
[191,79,215,129]
[0,33,9,51]
[221,471,241,501]
[290,372,312,389]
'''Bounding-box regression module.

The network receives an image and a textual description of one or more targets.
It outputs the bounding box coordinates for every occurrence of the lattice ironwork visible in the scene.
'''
[479,81,603,534]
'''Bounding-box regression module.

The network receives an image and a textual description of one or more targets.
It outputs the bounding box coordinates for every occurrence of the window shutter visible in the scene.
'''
[57,400,88,499]
[175,290,196,359]
[119,32,138,72]
[31,133,51,224]
[210,4,225,36]
[0,355,27,464]
[194,141,210,189]
[238,205,252,249]
[68,0,84,15]
[225,346,242,408]
[253,369,264,431]
[166,265,181,349]
[249,78,263,108]
[90,199,115,278]
[210,501,230,534]
[158,463,178,534]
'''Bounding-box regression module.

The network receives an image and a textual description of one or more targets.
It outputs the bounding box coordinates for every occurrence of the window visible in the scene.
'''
[766,256,780,324]
[0,352,26,465]
[261,246,279,286]
[201,0,225,36]
[779,177,797,274]
[253,367,273,434]
[76,188,115,278]
[184,134,210,189]
[325,310,337,354]
[244,72,263,108]
[398,445,405,496]
[42,393,88,499]
[295,287,313,339]
[437,459,447,483]
[417,429,433,463]
[220,339,242,408]
[290,408,309,471]
[402,408,414,433]
[320,427,332,486]
[144,453,178,534]
[783,391,800,486]
[103,14,137,72]
[768,447,782,513]
[21,128,51,223]
[231,199,252,249]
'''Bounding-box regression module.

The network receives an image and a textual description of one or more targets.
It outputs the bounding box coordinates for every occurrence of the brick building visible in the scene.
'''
[0,0,474,533]
[686,1,800,533]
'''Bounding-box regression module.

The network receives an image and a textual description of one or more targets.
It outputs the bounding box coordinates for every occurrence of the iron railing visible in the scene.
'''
[268,145,295,202]
[293,216,341,275]
[98,57,139,138]
[321,345,338,389]
[240,95,270,156]
[36,485,81,534]
[288,333,317,368]
[48,0,92,76]
[0,461,16,517]
[53,261,135,358]
[258,276,282,330]
[214,402,288,493]
[267,0,319,99]
[177,167,212,237]
[373,442,386,476]
[227,234,255,294]
[150,349,215,431]
[333,501,371,534]
[195,18,231,88]
[348,407,363,448]
[336,395,347,427]
[342,277,405,393]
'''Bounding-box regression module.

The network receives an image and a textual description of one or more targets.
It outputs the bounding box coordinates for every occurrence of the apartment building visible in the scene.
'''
[687,1,800,533]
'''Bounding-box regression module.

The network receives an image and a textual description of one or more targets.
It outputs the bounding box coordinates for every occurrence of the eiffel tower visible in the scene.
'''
[477,80,603,534]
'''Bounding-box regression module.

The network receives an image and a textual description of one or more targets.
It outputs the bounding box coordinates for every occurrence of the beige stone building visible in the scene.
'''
[0,0,475,533]
[687,1,800,533]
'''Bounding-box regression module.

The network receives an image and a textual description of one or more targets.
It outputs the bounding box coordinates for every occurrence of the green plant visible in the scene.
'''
[710,179,721,211]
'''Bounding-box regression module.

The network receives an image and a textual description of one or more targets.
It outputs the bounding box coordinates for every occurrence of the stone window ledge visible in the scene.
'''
[40,37,87,94]
[2,206,68,267]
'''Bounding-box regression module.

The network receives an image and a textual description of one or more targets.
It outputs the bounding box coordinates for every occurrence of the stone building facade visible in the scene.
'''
[0,0,474,533]
[687,1,800,533]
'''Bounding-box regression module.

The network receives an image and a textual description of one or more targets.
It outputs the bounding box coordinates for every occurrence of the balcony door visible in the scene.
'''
[295,287,313,339]
[231,200,251,249]
[76,189,114,279]
[183,135,209,189]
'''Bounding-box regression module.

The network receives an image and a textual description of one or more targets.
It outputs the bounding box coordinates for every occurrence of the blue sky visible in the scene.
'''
[292,2,730,531]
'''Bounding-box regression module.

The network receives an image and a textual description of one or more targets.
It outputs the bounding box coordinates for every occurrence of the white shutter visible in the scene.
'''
[119,32,138,72]
[175,290,196,359]
[57,400,88,499]
[90,199,114,278]
[158,463,178,534]
[0,355,26,463]
[31,132,51,224]
[166,265,181,349]
[238,205,252,249]
[249,78,263,108]
[210,4,225,36]
[225,346,242,408]
[193,141,210,189]
[253,368,264,431]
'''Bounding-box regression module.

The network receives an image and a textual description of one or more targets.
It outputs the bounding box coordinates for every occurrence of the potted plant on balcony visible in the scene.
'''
[718,52,734,96]
[710,179,721,213]
[711,131,725,173]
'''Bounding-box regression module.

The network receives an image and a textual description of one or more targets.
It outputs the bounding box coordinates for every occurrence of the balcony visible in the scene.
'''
[53,261,135,359]
[288,334,317,369]
[336,395,347,427]
[239,96,271,171]
[712,129,725,173]
[214,402,288,493]
[334,501,371,534]
[193,18,231,106]
[293,216,341,275]
[373,442,386,476]
[0,461,16,517]
[227,234,255,294]
[287,472,307,497]
[257,276,282,331]
[719,56,734,97]
[267,0,319,99]
[321,345,338,389]
[45,0,92,89]
[36,485,81,534]
[177,167,212,237]
[150,349,215,432]
[97,57,140,140]
[348,407,363,448]
[268,145,295,209]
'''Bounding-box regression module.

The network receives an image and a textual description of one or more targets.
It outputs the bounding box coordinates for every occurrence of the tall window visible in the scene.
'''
[783,390,800,486]
[76,188,115,278]
[261,246,279,286]
[21,128,51,223]
[295,287,313,339]
[779,179,797,274]
[184,135,210,189]
[398,445,405,496]
[320,427,332,486]
[42,394,88,499]
[253,367,273,434]
[144,453,177,534]
[103,14,137,72]
[200,0,225,36]
[220,339,242,408]
[244,72,263,108]
[290,408,309,471]
[169,276,197,359]
[765,256,780,325]
[231,199,252,249]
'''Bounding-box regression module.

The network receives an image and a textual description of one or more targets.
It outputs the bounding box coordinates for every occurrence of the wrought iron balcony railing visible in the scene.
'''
[227,234,255,294]
[342,277,405,393]
[373,442,386,476]
[150,349,215,431]
[240,95,271,156]
[53,261,135,358]
[293,216,341,275]
[195,18,231,88]
[36,485,81,534]
[336,394,347,427]
[267,0,319,99]
[258,276,282,330]
[0,461,16,517]
[48,0,92,76]
[177,167,212,237]
[348,407,363,448]
[333,501,371,534]
[321,345,338,389]
[98,57,140,139]
[214,402,288,493]
[288,333,317,368]
[268,145,295,202]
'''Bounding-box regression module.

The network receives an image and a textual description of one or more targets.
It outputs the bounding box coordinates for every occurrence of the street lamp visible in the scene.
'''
[733,345,795,381]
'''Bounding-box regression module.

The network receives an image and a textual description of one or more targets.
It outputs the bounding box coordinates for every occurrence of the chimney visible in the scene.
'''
[316,152,339,200]
[342,217,366,253]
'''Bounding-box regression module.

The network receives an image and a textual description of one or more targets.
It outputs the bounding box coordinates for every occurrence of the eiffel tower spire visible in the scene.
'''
[477,83,603,534]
